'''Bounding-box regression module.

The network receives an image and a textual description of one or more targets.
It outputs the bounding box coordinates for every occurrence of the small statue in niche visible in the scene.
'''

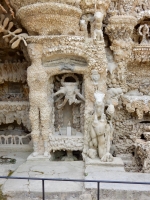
[91,69,100,86]
[80,19,88,38]
[139,24,150,44]
[53,74,85,109]
[93,11,103,41]
[119,5,126,15]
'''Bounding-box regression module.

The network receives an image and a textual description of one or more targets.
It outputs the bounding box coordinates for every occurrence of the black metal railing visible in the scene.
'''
[0,176,150,200]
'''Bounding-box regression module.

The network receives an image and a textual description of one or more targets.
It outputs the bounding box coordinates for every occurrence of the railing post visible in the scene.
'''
[42,179,45,200]
[97,181,100,200]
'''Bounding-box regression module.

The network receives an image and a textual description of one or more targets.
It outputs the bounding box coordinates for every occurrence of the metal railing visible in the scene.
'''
[0,176,150,200]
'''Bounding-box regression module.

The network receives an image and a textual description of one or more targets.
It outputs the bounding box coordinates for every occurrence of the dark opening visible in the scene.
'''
[65,77,76,82]
[132,151,135,156]
[140,121,150,123]
[87,21,91,37]
[141,134,145,140]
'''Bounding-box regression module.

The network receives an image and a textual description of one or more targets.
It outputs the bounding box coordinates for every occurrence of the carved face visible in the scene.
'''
[91,70,100,82]
[94,11,103,22]
[65,84,78,97]
[142,25,149,33]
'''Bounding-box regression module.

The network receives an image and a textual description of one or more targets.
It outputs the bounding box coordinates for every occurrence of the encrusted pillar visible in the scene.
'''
[27,43,50,157]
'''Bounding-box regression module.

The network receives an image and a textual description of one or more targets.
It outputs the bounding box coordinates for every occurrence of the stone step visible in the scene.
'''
[2,161,84,200]
[85,163,150,200]
[1,159,150,200]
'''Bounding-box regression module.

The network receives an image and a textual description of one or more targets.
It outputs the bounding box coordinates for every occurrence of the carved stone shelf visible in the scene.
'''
[122,95,150,119]
[49,132,84,152]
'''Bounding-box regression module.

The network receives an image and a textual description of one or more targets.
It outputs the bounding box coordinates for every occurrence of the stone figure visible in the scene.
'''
[80,19,88,38]
[88,92,113,162]
[93,11,103,41]
[53,74,85,109]
[139,24,150,44]
[91,69,100,86]
[27,44,50,157]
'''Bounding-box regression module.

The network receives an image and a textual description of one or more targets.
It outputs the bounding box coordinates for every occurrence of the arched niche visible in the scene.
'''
[52,73,84,134]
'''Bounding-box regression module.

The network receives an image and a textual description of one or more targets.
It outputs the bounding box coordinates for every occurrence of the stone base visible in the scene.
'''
[2,158,150,200]
[84,157,150,200]
[27,153,51,161]
[85,157,124,167]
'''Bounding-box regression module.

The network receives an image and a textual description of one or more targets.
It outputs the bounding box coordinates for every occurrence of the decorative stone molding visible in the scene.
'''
[106,15,137,42]
[26,36,107,74]
[132,45,150,62]
[49,134,84,152]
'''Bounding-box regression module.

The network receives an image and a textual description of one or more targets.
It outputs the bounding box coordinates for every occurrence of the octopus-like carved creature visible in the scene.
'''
[54,74,85,109]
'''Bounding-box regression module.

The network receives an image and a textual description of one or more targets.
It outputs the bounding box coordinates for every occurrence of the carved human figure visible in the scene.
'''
[80,19,88,38]
[91,69,100,86]
[93,11,103,41]
[139,24,150,44]
[27,44,50,157]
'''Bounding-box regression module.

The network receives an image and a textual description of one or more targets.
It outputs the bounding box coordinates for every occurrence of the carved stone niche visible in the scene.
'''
[26,38,107,159]
[53,73,84,133]
[51,73,85,154]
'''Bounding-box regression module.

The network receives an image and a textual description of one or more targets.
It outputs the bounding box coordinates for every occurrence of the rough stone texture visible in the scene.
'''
[1,0,150,199]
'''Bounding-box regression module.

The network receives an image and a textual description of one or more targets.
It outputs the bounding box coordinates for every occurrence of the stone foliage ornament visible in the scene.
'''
[0,0,15,18]
[0,14,28,49]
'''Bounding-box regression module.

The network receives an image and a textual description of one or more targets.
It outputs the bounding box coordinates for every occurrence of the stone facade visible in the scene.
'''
[0,0,150,172]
